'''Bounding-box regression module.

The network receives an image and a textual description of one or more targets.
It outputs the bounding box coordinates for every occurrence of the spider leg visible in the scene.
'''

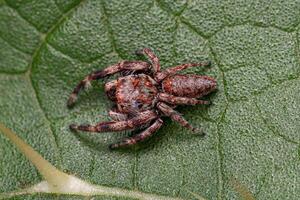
[105,80,117,101]
[136,48,160,74]
[108,109,128,121]
[67,61,150,107]
[155,62,211,82]
[69,110,157,133]
[158,93,210,105]
[109,118,163,149]
[157,102,204,135]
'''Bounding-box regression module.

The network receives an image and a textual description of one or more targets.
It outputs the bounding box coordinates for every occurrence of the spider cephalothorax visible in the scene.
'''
[67,48,217,149]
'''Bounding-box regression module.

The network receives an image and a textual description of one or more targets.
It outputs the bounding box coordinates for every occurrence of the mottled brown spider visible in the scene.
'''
[67,48,217,149]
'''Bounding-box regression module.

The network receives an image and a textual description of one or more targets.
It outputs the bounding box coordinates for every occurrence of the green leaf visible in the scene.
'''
[0,0,299,199]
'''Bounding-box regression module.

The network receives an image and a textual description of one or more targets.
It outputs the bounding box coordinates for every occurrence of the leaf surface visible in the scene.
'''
[0,0,299,199]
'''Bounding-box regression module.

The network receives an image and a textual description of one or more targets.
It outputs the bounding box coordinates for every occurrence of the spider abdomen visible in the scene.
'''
[162,74,217,98]
[115,74,158,113]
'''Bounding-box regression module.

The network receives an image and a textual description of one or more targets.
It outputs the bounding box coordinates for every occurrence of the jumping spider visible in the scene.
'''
[67,48,217,149]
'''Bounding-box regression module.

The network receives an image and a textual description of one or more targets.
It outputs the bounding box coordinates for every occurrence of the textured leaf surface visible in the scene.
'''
[0,0,300,199]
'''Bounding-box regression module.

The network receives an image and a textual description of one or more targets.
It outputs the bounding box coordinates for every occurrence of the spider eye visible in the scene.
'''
[134,100,144,109]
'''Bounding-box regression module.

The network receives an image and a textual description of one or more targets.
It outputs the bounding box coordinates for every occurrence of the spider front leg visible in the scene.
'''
[157,102,204,135]
[109,118,163,149]
[67,61,150,107]
[136,48,160,74]
[158,93,210,105]
[69,110,157,133]
[155,62,211,81]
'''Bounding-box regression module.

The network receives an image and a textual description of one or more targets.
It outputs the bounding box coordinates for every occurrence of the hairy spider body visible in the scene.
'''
[114,74,158,113]
[162,74,216,98]
[67,48,217,149]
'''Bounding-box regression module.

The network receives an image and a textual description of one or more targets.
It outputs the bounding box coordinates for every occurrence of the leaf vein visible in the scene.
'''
[25,73,63,168]
[47,42,83,63]
[208,43,229,102]
[21,0,87,171]
[0,32,33,56]
[100,0,124,60]
[254,100,299,145]
[228,74,300,104]
[216,103,228,200]
[4,0,42,34]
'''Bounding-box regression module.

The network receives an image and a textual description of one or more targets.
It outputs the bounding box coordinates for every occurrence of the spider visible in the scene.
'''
[67,48,217,149]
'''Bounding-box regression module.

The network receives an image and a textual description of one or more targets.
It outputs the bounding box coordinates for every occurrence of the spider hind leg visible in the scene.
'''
[108,109,128,121]
[69,110,157,133]
[109,118,163,149]
[158,93,210,105]
[157,102,204,135]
